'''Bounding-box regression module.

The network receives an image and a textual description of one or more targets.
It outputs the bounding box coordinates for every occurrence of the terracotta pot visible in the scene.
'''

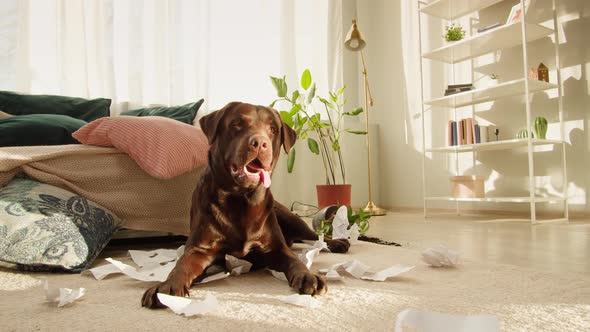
[316,184,351,209]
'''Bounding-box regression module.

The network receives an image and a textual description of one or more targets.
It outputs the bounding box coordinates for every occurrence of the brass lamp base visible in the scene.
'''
[362,201,386,216]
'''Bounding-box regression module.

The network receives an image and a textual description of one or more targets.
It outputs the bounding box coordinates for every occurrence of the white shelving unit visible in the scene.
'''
[417,0,568,224]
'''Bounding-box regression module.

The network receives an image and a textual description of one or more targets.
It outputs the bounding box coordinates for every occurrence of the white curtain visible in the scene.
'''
[0,0,343,116]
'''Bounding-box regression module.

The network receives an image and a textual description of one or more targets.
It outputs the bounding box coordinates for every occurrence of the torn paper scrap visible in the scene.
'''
[361,264,415,282]
[87,262,121,280]
[324,270,344,281]
[422,245,460,267]
[129,248,178,267]
[269,269,288,282]
[157,293,219,317]
[199,272,230,284]
[302,234,329,252]
[44,280,86,307]
[298,248,321,270]
[281,294,321,308]
[176,245,185,258]
[225,255,252,275]
[98,258,175,282]
[394,308,499,332]
[331,206,350,240]
[343,260,371,279]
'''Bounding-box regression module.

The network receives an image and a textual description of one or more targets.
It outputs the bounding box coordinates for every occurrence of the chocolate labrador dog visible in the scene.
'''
[141,102,350,308]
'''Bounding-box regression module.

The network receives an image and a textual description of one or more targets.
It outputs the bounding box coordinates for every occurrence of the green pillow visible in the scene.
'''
[0,91,111,122]
[0,114,87,147]
[121,99,204,124]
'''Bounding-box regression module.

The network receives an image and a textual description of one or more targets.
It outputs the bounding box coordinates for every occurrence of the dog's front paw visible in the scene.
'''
[326,238,350,253]
[141,281,190,309]
[289,271,327,296]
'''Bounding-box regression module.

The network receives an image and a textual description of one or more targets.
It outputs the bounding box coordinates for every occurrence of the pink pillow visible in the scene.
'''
[73,116,208,179]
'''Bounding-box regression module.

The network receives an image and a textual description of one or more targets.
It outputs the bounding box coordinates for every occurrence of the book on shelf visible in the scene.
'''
[447,118,488,146]
[444,83,475,96]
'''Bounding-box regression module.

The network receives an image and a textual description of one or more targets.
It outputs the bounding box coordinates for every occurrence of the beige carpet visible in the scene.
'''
[0,241,588,331]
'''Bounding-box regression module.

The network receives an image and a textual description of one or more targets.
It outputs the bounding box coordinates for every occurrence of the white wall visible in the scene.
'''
[351,0,590,214]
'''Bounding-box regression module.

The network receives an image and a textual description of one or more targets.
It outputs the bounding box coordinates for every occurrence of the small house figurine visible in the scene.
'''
[537,62,549,82]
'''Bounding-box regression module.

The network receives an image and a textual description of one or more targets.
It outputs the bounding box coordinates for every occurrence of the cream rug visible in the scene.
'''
[0,241,588,331]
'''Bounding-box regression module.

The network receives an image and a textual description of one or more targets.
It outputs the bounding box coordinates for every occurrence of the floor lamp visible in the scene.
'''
[345,19,386,216]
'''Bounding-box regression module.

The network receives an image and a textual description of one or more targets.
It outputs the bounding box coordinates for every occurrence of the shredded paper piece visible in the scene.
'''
[225,255,252,275]
[281,294,321,308]
[269,269,288,282]
[394,308,499,332]
[88,258,175,282]
[129,248,178,267]
[302,234,329,252]
[331,206,350,240]
[319,260,413,281]
[44,280,86,307]
[157,293,220,317]
[422,245,460,267]
[361,264,415,282]
[200,272,230,284]
[299,248,321,270]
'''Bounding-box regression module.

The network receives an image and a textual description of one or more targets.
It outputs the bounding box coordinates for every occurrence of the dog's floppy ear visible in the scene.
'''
[199,102,240,144]
[281,121,297,153]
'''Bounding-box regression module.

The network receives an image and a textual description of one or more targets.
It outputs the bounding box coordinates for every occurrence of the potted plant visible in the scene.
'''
[269,69,366,208]
[444,23,466,42]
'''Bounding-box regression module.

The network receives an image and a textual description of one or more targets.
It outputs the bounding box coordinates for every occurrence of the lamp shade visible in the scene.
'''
[344,19,366,51]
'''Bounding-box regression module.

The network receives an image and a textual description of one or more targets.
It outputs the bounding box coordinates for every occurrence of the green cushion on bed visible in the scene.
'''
[0,114,87,147]
[121,99,204,124]
[0,91,111,122]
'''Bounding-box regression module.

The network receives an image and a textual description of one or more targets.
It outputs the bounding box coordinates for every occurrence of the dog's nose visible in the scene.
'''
[249,135,270,152]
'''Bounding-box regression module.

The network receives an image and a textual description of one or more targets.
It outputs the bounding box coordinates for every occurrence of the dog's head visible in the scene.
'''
[199,102,296,192]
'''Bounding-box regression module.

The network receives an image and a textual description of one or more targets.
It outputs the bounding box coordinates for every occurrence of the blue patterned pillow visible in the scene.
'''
[0,178,122,272]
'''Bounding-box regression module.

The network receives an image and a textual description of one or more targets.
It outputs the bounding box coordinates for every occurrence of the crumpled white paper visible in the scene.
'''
[394,308,499,332]
[422,245,460,267]
[361,264,415,282]
[281,294,321,308]
[325,269,344,281]
[298,248,322,270]
[302,234,329,252]
[200,272,230,284]
[225,255,252,275]
[88,258,176,282]
[157,293,219,317]
[269,269,288,282]
[44,280,86,307]
[331,206,350,240]
[128,247,179,267]
[320,260,414,281]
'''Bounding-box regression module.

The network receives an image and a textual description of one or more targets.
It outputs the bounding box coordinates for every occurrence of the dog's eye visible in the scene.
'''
[270,126,278,135]
[231,120,242,130]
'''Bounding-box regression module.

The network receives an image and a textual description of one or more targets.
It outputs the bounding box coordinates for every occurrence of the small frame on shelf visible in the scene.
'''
[506,0,535,24]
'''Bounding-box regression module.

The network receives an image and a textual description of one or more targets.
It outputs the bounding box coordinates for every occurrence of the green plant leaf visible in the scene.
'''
[307,138,320,155]
[301,131,308,139]
[292,90,300,103]
[301,69,312,90]
[330,91,338,103]
[337,86,346,96]
[346,130,367,135]
[271,76,288,97]
[306,83,316,104]
[269,100,278,108]
[344,107,363,116]
[319,97,334,109]
[289,105,299,116]
[332,140,340,151]
[287,148,296,173]
[280,111,293,127]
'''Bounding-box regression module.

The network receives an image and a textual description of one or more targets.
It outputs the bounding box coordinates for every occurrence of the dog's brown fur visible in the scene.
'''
[141,102,349,308]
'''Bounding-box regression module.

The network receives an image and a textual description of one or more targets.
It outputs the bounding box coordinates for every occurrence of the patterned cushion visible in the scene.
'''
[0,178,122,272]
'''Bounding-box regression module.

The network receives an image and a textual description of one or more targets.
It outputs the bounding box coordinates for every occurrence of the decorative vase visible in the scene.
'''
[311,205,340,232]
[516,128,534,139]
[316,184,351,209]
[534,117,548,139]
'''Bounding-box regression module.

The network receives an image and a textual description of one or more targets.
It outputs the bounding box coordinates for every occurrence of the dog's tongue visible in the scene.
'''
[259,169,271,188]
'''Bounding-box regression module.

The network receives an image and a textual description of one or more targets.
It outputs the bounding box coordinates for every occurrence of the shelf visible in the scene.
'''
[426,138,564,153]
[424,79,558,108]
[420,0,505,20]
[422,22,553,64]
[425,196,565,203]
